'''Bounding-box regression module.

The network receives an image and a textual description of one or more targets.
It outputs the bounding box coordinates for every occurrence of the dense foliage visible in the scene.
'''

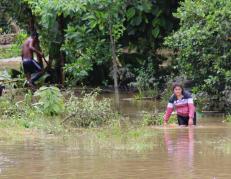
[2,0,230,112]
[0,0,179,89]
[165,0,231,111]
[0,88,119,131]
[64,92,117,127]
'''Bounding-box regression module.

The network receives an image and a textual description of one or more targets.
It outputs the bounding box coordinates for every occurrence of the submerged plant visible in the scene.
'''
[142,112,176,126]
[225,115,231,123]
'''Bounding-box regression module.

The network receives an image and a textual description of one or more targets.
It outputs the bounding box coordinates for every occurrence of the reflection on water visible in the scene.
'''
[0,152,14,175]
[0,119,231,178]
[164,128,195,178]
[0,93,231,178]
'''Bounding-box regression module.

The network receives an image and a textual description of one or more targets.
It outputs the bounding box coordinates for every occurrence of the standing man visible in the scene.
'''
[21,32,44,88]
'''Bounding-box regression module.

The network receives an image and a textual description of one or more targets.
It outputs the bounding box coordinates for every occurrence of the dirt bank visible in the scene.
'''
[0,57,21,70]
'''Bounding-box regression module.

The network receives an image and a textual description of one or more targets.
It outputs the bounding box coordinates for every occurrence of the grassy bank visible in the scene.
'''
[0,86,177,151]
[0,44,20,59]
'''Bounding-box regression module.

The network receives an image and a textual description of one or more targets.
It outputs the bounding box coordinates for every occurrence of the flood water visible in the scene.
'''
[1,92,231,179]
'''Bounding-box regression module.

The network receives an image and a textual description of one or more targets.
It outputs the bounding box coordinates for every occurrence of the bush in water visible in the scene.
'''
[225,115,231,123]
[142,112,176,126]
[64,92,118,128]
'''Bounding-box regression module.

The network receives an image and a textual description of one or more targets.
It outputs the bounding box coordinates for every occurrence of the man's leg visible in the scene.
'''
[31,60,43,84]
[25,73,36,89]
[25,73,31,81]
[31,71,43,84]
[23,60,35,89]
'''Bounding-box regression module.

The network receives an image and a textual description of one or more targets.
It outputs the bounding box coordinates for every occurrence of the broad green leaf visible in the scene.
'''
[126,7,136,20]
[152,27,160,38]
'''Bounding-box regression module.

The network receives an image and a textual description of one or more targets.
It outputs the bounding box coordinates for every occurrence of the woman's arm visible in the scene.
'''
[188,97,195,119]
[164,102,174,123]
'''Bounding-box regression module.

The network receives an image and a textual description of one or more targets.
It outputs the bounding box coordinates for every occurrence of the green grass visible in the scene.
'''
[93,120,159,152]
[0,90,66,137]
[0,116,160,152]
[0,44,20,59]
[0,88,167,152]
[0,89,119,139]
[224,114,231,123]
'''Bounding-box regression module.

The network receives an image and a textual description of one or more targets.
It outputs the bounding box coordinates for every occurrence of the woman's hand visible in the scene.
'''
[163,121,167,126]
[188,118,194,126]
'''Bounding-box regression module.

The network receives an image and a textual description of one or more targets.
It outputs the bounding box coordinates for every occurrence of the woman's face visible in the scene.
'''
[174,86,183,97]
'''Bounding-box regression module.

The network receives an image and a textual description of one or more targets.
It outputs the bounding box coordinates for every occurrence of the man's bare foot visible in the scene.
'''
[26,81,36,91]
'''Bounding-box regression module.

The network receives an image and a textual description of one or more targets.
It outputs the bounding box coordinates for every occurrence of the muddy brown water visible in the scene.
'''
[0,93,231,179]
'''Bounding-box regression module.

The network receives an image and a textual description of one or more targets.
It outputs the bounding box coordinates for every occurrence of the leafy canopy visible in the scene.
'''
[165,0,231,110]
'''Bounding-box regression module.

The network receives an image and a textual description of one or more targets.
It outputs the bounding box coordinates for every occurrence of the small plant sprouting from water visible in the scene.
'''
[142,112,163,126]
[225,115,231,123]
[142,112,176,126]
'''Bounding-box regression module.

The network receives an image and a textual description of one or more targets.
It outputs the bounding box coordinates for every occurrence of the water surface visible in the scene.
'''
[0,93,231,179]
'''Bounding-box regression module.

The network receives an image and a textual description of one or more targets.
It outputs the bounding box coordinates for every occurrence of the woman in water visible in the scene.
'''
[163,83,196,126]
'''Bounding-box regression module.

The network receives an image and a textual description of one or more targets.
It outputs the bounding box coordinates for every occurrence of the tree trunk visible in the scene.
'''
[58,14,66,85]
[109,22,118,91]
[109,21,120,110]
[48,14,66,85]
[28,9,35,33]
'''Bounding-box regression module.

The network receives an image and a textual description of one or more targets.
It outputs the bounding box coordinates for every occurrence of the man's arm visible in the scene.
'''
[21,50,23,60]
[29,39,43,57]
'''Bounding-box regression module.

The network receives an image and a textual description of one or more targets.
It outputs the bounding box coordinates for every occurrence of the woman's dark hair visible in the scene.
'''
[172,83,184,93]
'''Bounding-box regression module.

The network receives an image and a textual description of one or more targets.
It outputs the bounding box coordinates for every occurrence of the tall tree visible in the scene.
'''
[165,0,231,111]
[1,0,180,89]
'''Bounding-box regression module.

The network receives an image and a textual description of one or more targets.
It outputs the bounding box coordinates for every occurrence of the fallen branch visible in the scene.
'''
[0,78,24,83]
[61,113,77,124]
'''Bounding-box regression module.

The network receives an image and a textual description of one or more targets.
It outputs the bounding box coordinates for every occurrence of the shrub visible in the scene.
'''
[133,63,160,99]
[0,89,66,134]
[34,86,64,116]
[64,92,118,128]
[225,115,231,123]
[0,96,17,118]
